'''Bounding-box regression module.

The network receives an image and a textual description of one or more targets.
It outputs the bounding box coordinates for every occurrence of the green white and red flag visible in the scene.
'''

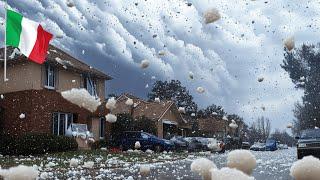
[6,9,53,64]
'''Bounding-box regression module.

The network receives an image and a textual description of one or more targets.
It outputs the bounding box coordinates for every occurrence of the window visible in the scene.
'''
[84,76,98,97]
[99,117,105,139]
[45,64,55,89]
[52,112,73,136]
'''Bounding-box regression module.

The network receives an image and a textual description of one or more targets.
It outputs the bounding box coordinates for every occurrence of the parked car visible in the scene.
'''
[265,139,278,151]
[250,142,266,151]
[170,136,188,151]
[118,131,175,152]
[241,142,250,149]
[184,137,205,152]
[296,129,320,159]
[278,144,289,150]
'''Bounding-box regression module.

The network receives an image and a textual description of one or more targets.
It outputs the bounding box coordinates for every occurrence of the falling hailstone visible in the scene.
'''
[229,120,238,129]
[189,71,194,79]
[155,97,160,103]
[105,114,117,123]
[125,98,134,106]
[197,87,205,93]
[290,156,320,180]
[55,34,63,39]
[257,77,264,82]
[287,123,293,128]
[66,0,75,7]
[227,150,257,175]
[191,158,217,180]
[204,8,221,24]
[158,50,166,56]
[135,141,141,149]
[106,97,117,110]
[69,158,79,167]
[212,112,218,115]
[140,59,150,69]
[223,116,228,121]
[191,113,196,117]
[145,84,149,88]
[0,94,4,99]
[19,113,26,119]
[284,36,295,51]
[82,50,85,55]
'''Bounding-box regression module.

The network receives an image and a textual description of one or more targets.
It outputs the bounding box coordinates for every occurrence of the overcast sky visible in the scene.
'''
[1,0,318,131]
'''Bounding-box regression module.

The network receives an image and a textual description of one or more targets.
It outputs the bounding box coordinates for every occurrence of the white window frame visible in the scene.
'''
[44,64,55,89]
[86,76,98,97]
[53,112,73,136]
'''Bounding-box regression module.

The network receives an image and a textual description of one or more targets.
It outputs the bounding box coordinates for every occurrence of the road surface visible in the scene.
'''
[108,148,297,180]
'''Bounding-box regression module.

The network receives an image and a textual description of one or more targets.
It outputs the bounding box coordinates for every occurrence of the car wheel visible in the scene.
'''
[297,150,303,159]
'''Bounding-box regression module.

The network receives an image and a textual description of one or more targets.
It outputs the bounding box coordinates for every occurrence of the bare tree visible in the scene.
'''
[248,117,271,143]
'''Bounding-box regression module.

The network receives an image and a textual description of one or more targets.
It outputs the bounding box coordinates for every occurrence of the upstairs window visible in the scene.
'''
[84,76,98,97]
[45,64,55,89]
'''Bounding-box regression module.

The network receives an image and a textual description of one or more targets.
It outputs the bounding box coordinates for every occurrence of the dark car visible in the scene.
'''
[296,129,320,159]
[185,137,205,152]
[170,136,188,151]
[265,139,278,151]
[241,142,250,149]
[118,131,175,152]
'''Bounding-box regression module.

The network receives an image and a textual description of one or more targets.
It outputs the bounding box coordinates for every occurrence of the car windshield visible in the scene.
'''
[266,139,275,144]
[300,129,320,139]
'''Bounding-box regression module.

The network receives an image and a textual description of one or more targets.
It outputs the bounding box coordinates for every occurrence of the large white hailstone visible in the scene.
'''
[0,94,4,99]
[211,167,254,180]
[0,165,39,180]
[204,8,221,24]
[284,36,295,51]
[125,98,134,106]
[154,97,160,103]
[189,71,194,79]
[140,164,151,176]
[178,107,186,113]
[140,59,150,69]
[61,88,101,112]
[19,113,25,119]
[135,141,141,149]
[190,158,216,180]
[227,150,256,175]
[290,156,320,180]
[69,158,79,167]
[106,97,117,110]
[105,114,117,123]
[83,161,94,169]
[196,87,205,93]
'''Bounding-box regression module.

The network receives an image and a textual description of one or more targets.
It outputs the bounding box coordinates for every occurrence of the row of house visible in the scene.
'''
[0,45,242,148]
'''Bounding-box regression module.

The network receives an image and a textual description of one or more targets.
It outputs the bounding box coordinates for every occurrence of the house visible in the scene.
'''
[0,46,112,143]
[112,94,191,139]
[198,116,245,139]
[198,117,227,138]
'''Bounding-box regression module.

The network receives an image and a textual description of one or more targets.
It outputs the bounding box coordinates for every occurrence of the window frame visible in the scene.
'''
[99,117,105,139]
[52,112,73,136]
[44,64,55,89]
[84,75,98,97]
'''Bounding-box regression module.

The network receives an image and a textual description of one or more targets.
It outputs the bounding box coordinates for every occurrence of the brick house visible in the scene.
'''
[198,117,227,138]
[0,46,112,142]
[112,94,191,139]
[198,117,244,139]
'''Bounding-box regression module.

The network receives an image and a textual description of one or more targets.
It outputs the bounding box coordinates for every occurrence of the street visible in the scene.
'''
[108,148,296,180]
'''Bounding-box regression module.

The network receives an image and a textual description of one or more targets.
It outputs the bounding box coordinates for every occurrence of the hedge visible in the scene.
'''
[0,133,78,155]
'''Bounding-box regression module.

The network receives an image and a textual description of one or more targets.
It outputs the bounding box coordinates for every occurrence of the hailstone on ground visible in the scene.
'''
[140,164,151,176]
[69,158,79,167]
[0,165,38,180]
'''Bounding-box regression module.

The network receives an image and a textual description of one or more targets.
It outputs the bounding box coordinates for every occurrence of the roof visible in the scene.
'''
[112,93,187,124]
[0,45,112,80]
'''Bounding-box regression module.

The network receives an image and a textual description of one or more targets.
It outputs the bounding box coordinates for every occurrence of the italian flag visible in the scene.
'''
[6,9,53,64]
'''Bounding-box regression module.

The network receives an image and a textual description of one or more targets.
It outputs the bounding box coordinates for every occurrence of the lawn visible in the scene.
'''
[0,150,193,179]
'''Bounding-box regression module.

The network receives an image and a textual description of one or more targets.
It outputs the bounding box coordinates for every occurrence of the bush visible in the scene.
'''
[91,140,108,150]
[0,133,78,155]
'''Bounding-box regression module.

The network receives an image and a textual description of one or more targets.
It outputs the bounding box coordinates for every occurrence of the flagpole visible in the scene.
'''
[4,0,7,82]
